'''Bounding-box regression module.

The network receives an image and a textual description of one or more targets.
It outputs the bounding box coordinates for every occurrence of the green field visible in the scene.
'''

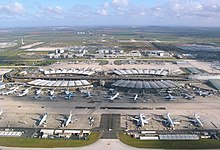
[1,26,220,64]
[118,132,220,149]
[0,132,100,148]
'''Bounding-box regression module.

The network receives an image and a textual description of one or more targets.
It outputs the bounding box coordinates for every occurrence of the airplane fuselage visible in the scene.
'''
[39,113,48,126]
[195,115,203,127]
[139,114,145,127]
[0,110,2,116]
[65,114,73,127]
[134,94,138,101]
[110,93,119,101]
[18,89,29,97]
[167,113,175,128]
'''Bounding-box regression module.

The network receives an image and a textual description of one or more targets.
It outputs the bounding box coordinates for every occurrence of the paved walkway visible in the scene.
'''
[0,139,162,150]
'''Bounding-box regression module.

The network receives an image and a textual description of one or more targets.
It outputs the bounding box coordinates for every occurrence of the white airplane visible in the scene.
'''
[1,86,20,95]
[108,93,121,101]
[63,111,74,127]
[83,91,93,99]
[189,114,204,127]
[0,109,3,120]
[64,90,70,95]
[164,94,175,101]
[195,90,212,97]
[129,94,139,102]
[48,89,55,96]
[88,116,95,127]
[48,89,55,100]
[132,113,151,127]
[0,109,3,116]
[34,89,42,99]
[182,93,195,100]
[38,112,48,126]
[156,113,180,128]
[18,88,29,97]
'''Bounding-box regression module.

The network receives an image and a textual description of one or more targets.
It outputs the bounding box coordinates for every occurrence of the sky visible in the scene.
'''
[0,0,220,28]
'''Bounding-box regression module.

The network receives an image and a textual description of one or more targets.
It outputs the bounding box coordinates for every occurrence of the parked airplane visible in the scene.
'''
[182,93,195,100]
[88,116,95,127]
[132,113,151,127]
[65,93,75,100]
[62,111,74,127]
[0,109,3,116]
[129,94,139,102]
[83,91,93,99]
[189,114,204,127]
[164,94,175,101]
[0,109,3,120]
[38,112,48,126]
[194,90,212,97]
[155,113,180,128]
[18,88,29,97]
[48,89,55,100]
[34,89,42,99]
[1,86,20,95]
[108,93,121,101]
[62,89,75,100]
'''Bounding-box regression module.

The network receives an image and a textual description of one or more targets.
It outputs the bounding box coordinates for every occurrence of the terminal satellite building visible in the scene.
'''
[28,79,92,88]
[112,80,178,90]
[112,69,169,76]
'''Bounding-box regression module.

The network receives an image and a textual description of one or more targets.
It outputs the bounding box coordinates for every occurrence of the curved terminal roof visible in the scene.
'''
[28,79,91,88]
[43,68,95,76]
[112,80,178,89]
[112,69,169,76]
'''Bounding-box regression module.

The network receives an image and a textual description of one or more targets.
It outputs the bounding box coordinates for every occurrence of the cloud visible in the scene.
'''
[153,0,220,19]
[0,2,24,15]
[69,5,95,18]
[35,5,64,19]
[97,8,109,16]
[45,6,63,14]
[112,0,129,7]
[96,0,130,16]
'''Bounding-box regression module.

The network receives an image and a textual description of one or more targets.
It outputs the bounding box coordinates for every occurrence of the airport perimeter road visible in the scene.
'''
[0,139,161,150]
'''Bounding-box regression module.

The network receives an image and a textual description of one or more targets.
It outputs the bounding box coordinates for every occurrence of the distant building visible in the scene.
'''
[128,50,142,57]
[149,50,164,57]
[55,49,65,54]
[0,81,5,89]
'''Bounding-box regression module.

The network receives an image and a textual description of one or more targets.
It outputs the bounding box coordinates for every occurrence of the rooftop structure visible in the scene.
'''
[28,79,92,88]
[207,79,220,90]
[112,69,169,76]
[42,68,95,76]
[159,134,199,140]
[185,67,203,74]
[112,80,178,89]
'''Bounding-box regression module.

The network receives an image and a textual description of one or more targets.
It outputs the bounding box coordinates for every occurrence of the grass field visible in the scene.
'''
[118,132,220,149]
[0,132,100,148]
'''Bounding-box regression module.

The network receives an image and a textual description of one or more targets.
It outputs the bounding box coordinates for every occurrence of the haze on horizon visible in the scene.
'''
[0,0,220,28]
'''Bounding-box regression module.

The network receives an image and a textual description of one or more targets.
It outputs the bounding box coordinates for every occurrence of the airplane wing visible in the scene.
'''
[143,118,151,124]
[133,118,139,122]
[163,96,170,99]
[173,116,182,123]
[153,116,166,123]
